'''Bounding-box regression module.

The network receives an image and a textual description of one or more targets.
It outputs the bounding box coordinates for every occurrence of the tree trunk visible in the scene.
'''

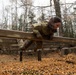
[53,0,63,36]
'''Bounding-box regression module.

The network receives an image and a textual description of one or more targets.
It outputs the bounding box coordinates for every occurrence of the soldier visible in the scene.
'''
[20,16,62,51]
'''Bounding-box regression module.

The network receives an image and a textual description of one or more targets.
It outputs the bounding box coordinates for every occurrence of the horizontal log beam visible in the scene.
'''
[62,47,76,50]
[0,29,76,45]
[0,38,17,43]
[52,37,76,45]
[0,29,34,39]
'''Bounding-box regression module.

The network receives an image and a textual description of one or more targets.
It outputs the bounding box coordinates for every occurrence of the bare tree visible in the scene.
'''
[9,0,18,30]
[19,0,32,31]
[53,0,63,36]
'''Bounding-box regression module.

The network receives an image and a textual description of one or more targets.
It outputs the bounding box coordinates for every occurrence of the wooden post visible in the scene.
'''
[20,50,23,61]
[37,49,42,61]
[61,47,69,56]
[61,49,65,56]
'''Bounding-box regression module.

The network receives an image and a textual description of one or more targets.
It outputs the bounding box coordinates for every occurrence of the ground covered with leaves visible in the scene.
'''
[0,52,76,75]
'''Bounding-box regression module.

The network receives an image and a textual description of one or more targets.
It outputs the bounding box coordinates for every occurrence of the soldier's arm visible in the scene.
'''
[33,26,42,38]
[50,29,57,40]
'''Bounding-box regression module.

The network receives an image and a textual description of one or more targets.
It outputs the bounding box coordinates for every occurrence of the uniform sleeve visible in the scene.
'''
[33,25,42,38]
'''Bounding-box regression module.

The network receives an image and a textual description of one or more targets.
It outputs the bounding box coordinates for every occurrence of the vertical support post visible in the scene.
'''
[61,49,65,56]
[61,48,69,56]
[37,49,42,61]
[20,50,23,61]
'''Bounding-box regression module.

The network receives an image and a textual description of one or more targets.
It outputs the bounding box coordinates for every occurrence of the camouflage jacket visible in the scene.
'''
[33,21,57,39]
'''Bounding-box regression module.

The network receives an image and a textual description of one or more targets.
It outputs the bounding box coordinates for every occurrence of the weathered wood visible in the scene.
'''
[0,38,17,44]
[0,29,76,45]
[20,50,23,61]
[0,29,34,39]
[37,49,42,61]
[52,37,76,45]
[61,47,76,55]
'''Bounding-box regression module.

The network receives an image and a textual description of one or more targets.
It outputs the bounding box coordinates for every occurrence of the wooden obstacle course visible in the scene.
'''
[0,29,76,61]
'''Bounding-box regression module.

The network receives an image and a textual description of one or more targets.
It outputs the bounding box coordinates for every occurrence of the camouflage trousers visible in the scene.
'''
[20,39,42,51]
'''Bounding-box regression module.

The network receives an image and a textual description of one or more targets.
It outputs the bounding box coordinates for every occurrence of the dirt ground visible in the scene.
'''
[0,52,76,75]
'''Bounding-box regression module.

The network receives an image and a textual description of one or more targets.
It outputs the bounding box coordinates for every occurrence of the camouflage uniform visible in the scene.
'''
[33,21,55,39]
[20,21,57,51]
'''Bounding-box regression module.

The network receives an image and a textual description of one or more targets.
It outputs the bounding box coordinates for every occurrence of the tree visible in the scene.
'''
[28,11,36,24]
[38,7,46,22]
[28,10,36,32]
[63,15,74,38]
[53,0,63,36]
[19,0,32,31]
[18,15,23,31]
[9,0,18,30]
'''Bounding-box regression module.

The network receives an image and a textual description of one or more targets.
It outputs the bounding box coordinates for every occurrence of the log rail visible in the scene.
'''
[0,29,76,44]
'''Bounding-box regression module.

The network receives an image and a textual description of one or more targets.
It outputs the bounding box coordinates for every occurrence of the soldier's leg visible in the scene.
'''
[19,40,33,61]
[20,40,34,50]
[34,41,43,52]
[33,41,43,61]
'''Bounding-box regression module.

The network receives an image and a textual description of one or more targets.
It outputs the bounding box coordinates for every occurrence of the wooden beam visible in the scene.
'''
[0,29,76,45]
[0,29,34,39]
[0,38,17,44]
[52,37,76,45]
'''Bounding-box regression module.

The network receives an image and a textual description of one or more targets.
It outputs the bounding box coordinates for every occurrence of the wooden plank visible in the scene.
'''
[0,29,34,39]
[61,46,76,55]
[62,46,76,50]
[0,29,76,45]
[0,38,17,44]
[52,37,76,45]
